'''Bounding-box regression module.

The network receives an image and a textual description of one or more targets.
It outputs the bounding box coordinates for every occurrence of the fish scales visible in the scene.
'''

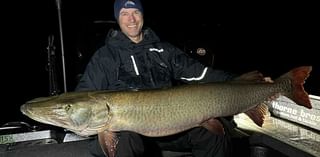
[20,66,312,138]
[94,81,290,137]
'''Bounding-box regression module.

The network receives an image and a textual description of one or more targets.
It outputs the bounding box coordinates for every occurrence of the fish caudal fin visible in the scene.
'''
[244,103,269,127]
[278,66,312,109]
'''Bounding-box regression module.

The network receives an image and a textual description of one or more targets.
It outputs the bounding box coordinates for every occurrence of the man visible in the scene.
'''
[75,0,265,156]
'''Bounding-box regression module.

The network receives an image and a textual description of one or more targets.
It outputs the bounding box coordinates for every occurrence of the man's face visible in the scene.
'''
[118,8,144,43]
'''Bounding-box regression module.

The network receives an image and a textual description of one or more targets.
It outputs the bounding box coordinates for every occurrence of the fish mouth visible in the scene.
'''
[20,104,31,117]
[20,104,58,127]
[20,103,84,132]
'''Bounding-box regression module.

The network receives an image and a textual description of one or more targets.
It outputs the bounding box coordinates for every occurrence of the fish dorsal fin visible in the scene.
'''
[244,103,269,127]
[98,131,118,157]
[201,118,225,135]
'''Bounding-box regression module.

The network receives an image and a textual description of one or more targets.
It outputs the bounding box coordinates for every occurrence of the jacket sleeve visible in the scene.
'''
[75,48,109,91]
[167,44,236,83]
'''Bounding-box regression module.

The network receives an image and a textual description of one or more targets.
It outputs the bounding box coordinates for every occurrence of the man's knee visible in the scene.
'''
[116,131,145,156]
[88,136,105,157]
[188,127,232,157]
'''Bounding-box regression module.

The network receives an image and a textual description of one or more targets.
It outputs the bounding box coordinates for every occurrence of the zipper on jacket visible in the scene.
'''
[130,55,140,76]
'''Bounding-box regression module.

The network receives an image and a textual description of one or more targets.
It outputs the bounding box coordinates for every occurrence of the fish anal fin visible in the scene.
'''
[244,103,269,127]
[98,131,118,157]
[201,118,225,135]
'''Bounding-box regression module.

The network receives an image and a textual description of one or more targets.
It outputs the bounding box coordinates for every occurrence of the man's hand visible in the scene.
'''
[233,70,273,83]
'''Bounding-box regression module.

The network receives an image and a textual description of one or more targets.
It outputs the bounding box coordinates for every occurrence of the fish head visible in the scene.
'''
[20,92,110,136]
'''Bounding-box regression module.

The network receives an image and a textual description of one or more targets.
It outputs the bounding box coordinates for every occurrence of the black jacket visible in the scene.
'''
[75,28,235,91]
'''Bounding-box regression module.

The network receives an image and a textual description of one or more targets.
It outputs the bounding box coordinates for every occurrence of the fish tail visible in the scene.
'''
[278,66,312,109]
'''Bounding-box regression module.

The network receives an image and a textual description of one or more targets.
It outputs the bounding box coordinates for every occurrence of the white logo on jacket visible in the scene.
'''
[149,48,164,53]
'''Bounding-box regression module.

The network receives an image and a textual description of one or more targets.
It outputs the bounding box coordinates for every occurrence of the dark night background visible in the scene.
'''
[1,1,319,126]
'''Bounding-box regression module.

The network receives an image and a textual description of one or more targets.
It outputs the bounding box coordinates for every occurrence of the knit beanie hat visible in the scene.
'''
[114,0,144,20]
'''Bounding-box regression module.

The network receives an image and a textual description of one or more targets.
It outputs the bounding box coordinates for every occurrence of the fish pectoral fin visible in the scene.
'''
[244,103,269,127]
[201,118,225,135]
[98,131,118,157]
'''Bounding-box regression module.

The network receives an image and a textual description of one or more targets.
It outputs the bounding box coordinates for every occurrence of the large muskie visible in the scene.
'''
[21,66,313,157]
